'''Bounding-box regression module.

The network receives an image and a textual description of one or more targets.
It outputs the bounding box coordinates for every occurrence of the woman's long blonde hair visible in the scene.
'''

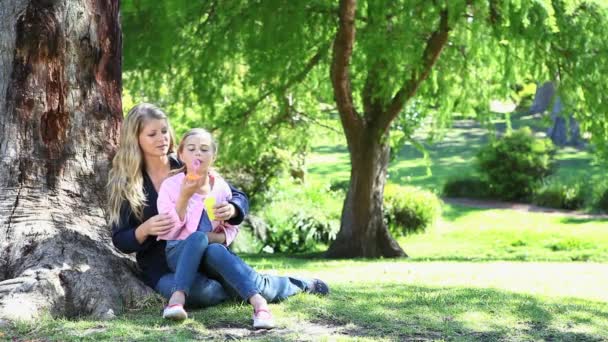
[107,103,175,226]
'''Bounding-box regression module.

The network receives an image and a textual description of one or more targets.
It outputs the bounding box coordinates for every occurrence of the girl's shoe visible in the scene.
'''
[163,304,188,320]
[252,308,275,329]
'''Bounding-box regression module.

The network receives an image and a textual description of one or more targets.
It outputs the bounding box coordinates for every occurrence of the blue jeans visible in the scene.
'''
[165,231,209,297]
[155,242,312,307]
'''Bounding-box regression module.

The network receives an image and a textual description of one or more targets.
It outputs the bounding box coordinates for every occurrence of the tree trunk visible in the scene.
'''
[326,127,406,258]
[0,0,153,321]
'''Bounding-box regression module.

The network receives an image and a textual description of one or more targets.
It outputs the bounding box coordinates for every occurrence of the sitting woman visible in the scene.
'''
[107,103,328,329]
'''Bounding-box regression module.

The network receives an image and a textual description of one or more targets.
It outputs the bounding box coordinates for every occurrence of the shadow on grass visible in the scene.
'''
[6,283,607,341]
[559,216,608,224]
[283,283,608,341]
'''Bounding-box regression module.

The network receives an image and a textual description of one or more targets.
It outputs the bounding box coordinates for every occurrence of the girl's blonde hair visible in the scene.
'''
[172,128,218,176]
[107,103,175,226]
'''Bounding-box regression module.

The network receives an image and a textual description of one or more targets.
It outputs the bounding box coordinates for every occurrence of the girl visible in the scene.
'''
[156,128,274,329]
[108,104,329,331]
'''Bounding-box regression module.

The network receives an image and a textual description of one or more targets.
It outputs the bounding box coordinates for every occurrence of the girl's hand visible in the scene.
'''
[141,213,173,237]
[179,175,205,200]
[213,202,236,221]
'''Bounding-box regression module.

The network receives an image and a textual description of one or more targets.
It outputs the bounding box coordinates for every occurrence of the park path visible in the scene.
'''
[443,197,608,219]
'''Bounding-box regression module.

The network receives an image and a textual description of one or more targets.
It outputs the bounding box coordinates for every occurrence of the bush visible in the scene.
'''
[476,127,556,201]
[597,188,608,213]
[384,184,442,237]
[532,181,586,210]
[329,179,350,193]
[264,211,339,253]
[442,176,491,198]
[260,181,341,253]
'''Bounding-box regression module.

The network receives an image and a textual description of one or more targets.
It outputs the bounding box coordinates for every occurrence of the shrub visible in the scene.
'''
[264,211,339,253]
[532,181,586,210]
[597,188,608,213]
[329,179,350,193]
[260,181,341,253]
[442,176,491,198]
[384,184,442,237]
[476,127,556,200]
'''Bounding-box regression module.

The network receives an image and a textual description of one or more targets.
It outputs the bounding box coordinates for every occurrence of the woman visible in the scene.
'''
[107,103,328,329]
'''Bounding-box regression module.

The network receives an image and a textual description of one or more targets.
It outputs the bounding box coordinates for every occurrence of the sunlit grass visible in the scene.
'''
[5,258,608,341]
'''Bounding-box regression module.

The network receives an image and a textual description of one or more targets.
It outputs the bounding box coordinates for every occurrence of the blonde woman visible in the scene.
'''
[108,103,329,328]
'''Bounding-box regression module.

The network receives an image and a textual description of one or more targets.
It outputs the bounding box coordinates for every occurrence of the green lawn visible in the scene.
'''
[5,258,608,341]
[400,203,608,262]
[307,115,605,194]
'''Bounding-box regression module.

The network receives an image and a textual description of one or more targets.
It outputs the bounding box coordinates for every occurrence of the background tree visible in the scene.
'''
[122,0,608,257]
[0,0,151,320]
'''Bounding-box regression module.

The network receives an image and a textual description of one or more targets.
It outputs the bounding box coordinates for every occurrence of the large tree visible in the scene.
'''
[0,0,151,320]
[122,0,608,258]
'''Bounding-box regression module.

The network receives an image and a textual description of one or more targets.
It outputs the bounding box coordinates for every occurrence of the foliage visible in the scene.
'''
[476,127,556,200]
[596,188,608,213]
[121,0,608,254]
[328,179,350,193]
[383,184,442,237]
[442,176,492,199]
[532,180,586,210]
[264,211,339,253]
[259,180,341,253]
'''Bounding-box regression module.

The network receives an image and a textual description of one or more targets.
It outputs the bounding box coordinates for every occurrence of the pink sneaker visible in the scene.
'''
[163,304,187,321]
[252,308,275,329]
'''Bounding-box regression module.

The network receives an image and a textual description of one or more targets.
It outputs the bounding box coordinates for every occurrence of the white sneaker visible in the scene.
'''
[252,308,275,329]
[163,304,187,320]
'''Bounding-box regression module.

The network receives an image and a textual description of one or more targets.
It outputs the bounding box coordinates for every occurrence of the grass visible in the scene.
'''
[4,116,607,340]
[4,258,608,341]
[400,203,608,262]
[307,114,606,194]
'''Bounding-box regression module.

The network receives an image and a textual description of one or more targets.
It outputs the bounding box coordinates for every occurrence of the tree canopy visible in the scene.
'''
[122,0,608,256]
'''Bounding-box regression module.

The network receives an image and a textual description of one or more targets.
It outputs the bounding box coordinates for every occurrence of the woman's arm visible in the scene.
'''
[226,183,249,225]
[111,203,151,253]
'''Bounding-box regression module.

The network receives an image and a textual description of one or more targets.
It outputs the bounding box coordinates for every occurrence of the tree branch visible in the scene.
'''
[380,9,450,133]
[330,0,362,141]
[228,41,331,127]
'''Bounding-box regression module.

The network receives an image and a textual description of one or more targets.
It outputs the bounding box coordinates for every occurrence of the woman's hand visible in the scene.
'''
[213,202,236,221]
[135,213,173,243]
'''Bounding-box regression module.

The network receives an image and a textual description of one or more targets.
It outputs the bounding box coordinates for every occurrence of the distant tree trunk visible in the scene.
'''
[0,0,152,321]
[326,126,406,258]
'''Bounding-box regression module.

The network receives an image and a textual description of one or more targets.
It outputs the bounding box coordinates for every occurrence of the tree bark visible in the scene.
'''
[326,128,406,258]
[0,0,153,321]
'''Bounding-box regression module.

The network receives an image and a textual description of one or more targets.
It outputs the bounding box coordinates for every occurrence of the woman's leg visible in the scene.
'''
[155,272,229,308]
[200,243,312,302]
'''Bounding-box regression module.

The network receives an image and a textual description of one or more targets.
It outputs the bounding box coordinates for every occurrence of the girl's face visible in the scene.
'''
[138,119,171,158]
[179,133,215,174]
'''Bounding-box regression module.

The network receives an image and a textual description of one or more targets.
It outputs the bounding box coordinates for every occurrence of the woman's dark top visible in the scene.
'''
[111,155,249,288]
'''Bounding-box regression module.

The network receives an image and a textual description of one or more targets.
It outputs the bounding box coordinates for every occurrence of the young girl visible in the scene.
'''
[156,128,275,329]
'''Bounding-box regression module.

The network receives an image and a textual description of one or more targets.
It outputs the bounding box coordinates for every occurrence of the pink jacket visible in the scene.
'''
[156,171,238,245]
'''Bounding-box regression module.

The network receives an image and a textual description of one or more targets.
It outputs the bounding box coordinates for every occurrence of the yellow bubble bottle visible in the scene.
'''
[204,196,216,221]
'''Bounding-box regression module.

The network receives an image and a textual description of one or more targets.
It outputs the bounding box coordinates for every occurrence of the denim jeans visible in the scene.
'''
[164,231,209,297]
[155,242,313,307]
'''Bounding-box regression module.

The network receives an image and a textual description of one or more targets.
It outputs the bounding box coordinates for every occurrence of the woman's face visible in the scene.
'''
[179,133,215,175]
[138,119,171,158]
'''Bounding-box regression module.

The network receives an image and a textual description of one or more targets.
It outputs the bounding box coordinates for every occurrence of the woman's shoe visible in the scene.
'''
[163,304,188,320]
[252,308,275,329]
[308,278,330,296]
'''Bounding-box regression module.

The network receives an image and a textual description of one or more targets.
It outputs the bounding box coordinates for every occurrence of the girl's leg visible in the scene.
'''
[165,232,209,305]
[200,243,313,302]
[155,272,229,308]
